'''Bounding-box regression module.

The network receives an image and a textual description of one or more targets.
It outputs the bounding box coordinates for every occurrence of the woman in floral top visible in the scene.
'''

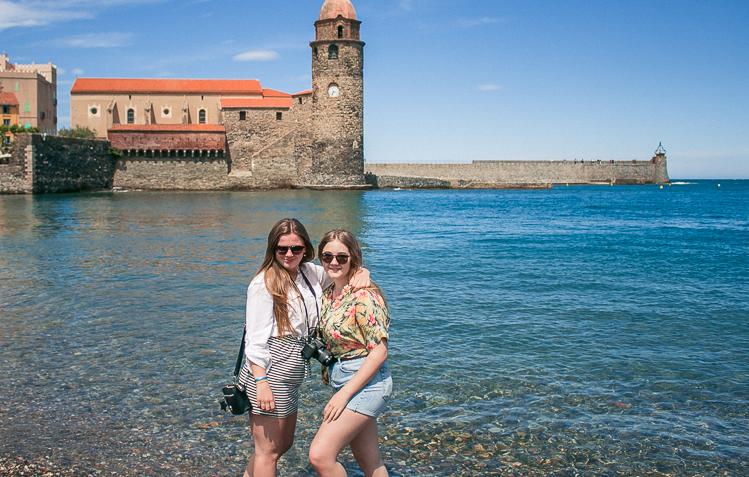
[309,229,393,477]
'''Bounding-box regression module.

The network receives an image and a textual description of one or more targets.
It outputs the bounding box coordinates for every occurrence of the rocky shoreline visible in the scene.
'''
[0,457,81,477]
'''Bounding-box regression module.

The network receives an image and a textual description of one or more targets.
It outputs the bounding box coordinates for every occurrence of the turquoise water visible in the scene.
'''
[0,181,747,476]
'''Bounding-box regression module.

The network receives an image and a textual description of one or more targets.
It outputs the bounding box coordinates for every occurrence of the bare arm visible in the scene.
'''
[251,363,275,413]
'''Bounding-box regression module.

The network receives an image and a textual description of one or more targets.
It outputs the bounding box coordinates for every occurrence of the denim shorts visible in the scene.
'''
[329,357,393,418]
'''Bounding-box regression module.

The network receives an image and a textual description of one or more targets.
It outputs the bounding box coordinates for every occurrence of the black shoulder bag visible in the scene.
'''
[219,326,252,415]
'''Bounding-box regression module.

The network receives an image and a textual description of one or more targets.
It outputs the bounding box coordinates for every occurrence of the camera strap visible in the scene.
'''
[233,326,247,378]
[299,268,320,341]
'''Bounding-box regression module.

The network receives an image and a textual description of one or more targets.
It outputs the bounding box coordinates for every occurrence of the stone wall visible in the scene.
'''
[0,134,114,194]
[0,135,29,193]
[113,157,230,190]
[366,156,669,188]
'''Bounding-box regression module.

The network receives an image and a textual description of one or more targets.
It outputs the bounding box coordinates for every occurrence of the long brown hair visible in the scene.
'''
[258,218,315,336]
[318,229,386,303]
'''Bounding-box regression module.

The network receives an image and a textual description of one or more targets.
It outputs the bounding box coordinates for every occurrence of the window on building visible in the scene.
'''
[276,112,283,121]
[239,111,247,121]
[90,106,98,116]
[24,101,30,113]
[1,105,9,114]
[127,108,135,124]
[298,97,303,105]
[328,44,339,59]
[199,109,207,124]
[338,26,344,38]
[3,119,10,126]
[15,82,20,91]
[40,112,46,120]
[162,107,171,117]
[314,47,319,58]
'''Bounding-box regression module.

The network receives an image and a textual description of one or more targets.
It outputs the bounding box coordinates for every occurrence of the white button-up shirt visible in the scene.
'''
[244,262,329,371]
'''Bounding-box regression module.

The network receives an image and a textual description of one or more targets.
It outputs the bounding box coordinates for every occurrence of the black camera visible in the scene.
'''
[220,383,251,415]
[301,338,335,366]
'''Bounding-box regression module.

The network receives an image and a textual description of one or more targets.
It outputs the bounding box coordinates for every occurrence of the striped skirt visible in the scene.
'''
[238,335,307,418]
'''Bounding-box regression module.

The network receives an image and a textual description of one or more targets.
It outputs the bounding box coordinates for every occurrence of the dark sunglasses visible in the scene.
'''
[276,245,305,255]
[321,252,350,264]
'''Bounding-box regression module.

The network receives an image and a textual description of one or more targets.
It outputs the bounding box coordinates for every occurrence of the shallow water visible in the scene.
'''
[1,182,748,476]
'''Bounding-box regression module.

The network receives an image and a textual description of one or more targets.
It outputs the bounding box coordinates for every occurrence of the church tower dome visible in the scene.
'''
[319,0,357,21]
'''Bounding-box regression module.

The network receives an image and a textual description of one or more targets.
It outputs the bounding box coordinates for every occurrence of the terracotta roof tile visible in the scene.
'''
[220,98,293,109]
[0,92,19,106]
[109,124,226,132]
[292,89,313,96]
[262,88,291,98]
[72,78,263,95]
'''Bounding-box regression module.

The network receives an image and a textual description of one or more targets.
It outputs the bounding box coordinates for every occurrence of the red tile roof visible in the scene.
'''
[109,124,226,132]
[0,92,19,106]
[262,88,291,98]
[292,89,313,96]
[220,97,293,109]
[72,78,263,95]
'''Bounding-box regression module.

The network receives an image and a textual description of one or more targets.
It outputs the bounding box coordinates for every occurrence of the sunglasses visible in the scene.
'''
[321,252,350,265]
[276,245,305,255]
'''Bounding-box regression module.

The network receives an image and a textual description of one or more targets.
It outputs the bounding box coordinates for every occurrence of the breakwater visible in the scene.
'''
[1,134,669,193]
[366,155,669,188]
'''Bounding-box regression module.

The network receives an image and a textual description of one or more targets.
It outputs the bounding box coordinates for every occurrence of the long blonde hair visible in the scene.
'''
[258,218,315,335]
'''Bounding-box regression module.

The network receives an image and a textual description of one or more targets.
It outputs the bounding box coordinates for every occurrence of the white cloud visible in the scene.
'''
[0,0,89,29]
[56,32,134,48]
[457,17,501,28]
[71,68,84,76]
[478,84,503,92]
[233,50,280,62]
[0,0,161,31]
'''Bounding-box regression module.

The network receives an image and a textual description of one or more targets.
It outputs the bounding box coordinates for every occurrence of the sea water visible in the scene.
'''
[0,181,747,476]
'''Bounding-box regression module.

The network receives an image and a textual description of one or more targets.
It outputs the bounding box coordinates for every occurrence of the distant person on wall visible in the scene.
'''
[238,218,370,477]
[309,229,393,477]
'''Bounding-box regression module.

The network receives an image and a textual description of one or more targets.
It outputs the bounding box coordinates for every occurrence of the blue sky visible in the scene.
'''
[1,0,747,178]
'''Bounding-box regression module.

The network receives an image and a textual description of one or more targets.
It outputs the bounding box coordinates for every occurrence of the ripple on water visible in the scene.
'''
[1,186,748,476]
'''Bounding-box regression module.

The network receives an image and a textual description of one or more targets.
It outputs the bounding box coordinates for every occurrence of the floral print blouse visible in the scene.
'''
[320,284,390,360]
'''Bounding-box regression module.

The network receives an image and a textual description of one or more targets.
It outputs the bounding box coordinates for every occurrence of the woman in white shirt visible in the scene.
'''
[238,218,369,477]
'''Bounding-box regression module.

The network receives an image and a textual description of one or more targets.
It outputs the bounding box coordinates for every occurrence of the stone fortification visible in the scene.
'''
[366,154,669,188]
[0,134,113,194]
[113,157,230,191]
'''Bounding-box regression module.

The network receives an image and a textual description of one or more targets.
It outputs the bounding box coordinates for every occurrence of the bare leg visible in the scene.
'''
[350,419,388,477]
[309,410,376,477]
[244,412,298,477]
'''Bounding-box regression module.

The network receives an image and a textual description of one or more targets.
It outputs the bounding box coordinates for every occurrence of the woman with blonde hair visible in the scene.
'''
[239,219,370,477]
[309,229,392,477]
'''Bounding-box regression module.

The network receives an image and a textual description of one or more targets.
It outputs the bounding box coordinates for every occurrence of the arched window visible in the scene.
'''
[198,109,206,124]
[127,108,135,124]
[337,26,344,38]
[328,44,339,60]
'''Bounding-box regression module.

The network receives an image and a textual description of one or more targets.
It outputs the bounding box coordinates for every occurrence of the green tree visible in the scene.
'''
[57,126,97,139]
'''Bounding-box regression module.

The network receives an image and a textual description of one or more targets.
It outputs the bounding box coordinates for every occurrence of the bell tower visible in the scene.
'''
[304,0,366,187]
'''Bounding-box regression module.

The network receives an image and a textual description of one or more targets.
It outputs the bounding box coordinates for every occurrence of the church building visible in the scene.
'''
[69,0,366,189]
